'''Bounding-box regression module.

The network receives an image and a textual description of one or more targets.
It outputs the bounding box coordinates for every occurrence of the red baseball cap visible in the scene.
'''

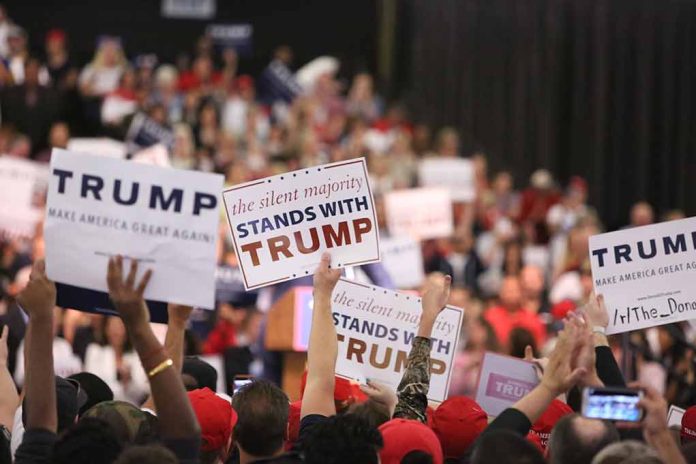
[46,28,66,43]
[431,396,488,458]
[287,400,302,444]
[187,388,238,452]
[551,300,576,321]
[526,432,544,452]
[300,371,368,409]
[681,406,696,442]
[379,419,443,464]
[529,399,573,449]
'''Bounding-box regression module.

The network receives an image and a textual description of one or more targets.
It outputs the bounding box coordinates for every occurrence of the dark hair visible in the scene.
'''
[547,414,620,464]
[302,414,383,464]
[113,445,178,464]
[509,327,537,358]
[402,450,434,464]
[346,399,390,428]
[230,379,289,457]
[51,418,123,464]
[471,430,544,464]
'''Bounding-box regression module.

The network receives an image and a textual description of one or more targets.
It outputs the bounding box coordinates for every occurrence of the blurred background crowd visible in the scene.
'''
[0,1,695,411]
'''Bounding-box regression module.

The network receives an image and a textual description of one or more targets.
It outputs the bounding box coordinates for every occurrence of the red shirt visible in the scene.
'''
[202,320,237,355]
[484,306,546,349]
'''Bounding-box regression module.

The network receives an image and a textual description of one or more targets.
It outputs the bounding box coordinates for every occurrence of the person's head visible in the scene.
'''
[7,25,26,55]
[499,276,523,310]
[548,414,620,464]
[231,380,289,459]
[273,45,293,65]
[492,171,514,195]
[95,36,124,68]
[435,127,459,157]
[520,266,544,299]
[48,121,70,148]
[193,55,213,81]
[45,28,67,55]
[431,397,487,459]
[23,376,87,433]
[68,372,114,416]
[303,414,383,464]
[52,417,122,464]
[590,440,661,464]
[113,445,178,464]
[466,315,500,352]
[347,399,391,429]
[182,356,218,392]
[24,57,41,87]
[530,169,554,191]
[82,401,157,445]
[471,430,545,464]
[450,230,474,254]
[630,202,654,227]
[188,388,237,464]
[379,419,443,464]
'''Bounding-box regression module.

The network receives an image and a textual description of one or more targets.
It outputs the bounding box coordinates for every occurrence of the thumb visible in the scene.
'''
[524,345,534,361]
[566,367,587,387]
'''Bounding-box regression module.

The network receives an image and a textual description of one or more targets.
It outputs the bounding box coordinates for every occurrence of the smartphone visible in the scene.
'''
[233,375,254,393]
[582,387,643,422]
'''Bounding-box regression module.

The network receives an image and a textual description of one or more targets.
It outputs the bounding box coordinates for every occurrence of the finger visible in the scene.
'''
[107,257,117,289]
[35,259,46,277]
[524,345,534,361]
[125,259,138,288]
[567,367,588,386]
[136,269,153,296]
[114,255,124,282]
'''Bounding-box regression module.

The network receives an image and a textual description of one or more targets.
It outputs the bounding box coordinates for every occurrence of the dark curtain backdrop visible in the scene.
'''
[401,0,696,229]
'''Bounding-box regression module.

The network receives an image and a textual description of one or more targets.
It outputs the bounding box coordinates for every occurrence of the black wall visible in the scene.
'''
[5,0,377,78]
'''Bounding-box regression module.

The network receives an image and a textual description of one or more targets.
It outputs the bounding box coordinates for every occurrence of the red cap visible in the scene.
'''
[681,406,696,442]
[529,399,573,449]
[551,300,577,321]
[46,28,66,43]
[235,75,254,91]
[431,396,488,458]
[379,419,443,464]
[568,176,588,194]
[287,400,302,444]
[187,388,238,452]
[300,371,368,410]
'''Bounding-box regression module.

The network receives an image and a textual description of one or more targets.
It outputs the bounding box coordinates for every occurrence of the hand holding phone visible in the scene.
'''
[582,387,643,422]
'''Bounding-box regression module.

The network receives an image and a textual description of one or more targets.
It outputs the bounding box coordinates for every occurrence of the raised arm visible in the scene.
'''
[584,293,625,387]
[14,260,57,464]
[142,303,193,412]
[393,274,451,422]
[106,257,201,453]
[636,383,687,464]
[17,260,57,433]
[301,253,341,419]
[0,326,19,430]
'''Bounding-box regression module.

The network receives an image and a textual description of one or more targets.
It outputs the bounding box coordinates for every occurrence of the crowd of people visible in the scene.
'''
[0,3,695,464]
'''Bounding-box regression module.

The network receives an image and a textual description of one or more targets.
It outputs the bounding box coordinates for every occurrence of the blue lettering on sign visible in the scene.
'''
[591,231,696,267]
[51,168,217,215]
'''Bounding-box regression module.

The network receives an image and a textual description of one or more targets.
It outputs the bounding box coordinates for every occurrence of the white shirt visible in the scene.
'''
[14,337,82,388]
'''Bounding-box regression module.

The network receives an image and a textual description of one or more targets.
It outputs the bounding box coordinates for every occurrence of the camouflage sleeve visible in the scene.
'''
[392,336,432,423]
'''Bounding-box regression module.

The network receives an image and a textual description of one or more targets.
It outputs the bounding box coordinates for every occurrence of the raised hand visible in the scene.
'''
[360,380,398,417]
[524,345,549,381]
[17,260,56,322]
[417,273,452,337]
[106,256,152,327]
[313,253,341,299]
[583,292,609,329]
[540,321,587,396]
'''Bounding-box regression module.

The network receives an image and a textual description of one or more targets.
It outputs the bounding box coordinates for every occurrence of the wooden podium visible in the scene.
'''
[265,287,313,401]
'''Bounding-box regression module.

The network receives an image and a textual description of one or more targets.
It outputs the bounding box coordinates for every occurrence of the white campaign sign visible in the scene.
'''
[222,158,380,290]
[589,217,696,335]
[0,156,48,238]
[44,149,223,308]
[475,352,539,417]
[331,278,463,403]
[380,236,425,289]
[385,188,453,240]
[418,158,476,202]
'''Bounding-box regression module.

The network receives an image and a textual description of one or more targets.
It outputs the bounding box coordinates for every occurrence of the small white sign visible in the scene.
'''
[589,217,696,335]
[380,236,425,289]
[0,156,48,238]
[222,159,380,290]
[418,158,476,202]
[330,278,463,403]
[161,0,216,19]
[668,405,686,429]
[475,352,539,417]
[67,138,127,159]
[44,149,223,309]
[384,188,453,240]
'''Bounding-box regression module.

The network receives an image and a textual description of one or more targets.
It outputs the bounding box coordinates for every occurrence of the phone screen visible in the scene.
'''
[582,387,642,422]
[233,376,254,393]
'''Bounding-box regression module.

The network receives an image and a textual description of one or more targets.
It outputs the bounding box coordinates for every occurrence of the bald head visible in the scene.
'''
[548,414,619,464]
